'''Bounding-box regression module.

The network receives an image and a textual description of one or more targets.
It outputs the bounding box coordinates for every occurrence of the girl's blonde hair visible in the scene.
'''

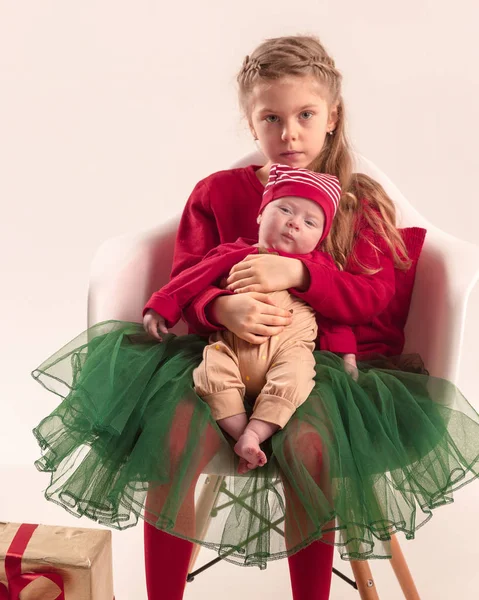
[237,35,411,272]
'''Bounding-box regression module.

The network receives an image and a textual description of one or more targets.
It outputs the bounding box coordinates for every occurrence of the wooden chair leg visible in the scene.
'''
[389,535,421,599]
[188,474,225,574]
[350,561,380,600]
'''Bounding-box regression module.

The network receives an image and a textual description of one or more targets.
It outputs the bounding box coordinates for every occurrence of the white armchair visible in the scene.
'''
[87,152,479,598]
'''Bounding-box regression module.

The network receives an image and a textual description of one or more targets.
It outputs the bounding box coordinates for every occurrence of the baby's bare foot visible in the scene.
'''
[234,432,267,473]
[237,457,250,474]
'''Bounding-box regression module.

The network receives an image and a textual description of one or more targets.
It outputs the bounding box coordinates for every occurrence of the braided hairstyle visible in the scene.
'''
[237,36,410,272]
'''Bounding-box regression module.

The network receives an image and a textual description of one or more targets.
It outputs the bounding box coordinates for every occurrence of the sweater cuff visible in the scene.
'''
[142,293,181,328]
[289,261,333,307]
[319,327,357,354]
[183,287,234,333]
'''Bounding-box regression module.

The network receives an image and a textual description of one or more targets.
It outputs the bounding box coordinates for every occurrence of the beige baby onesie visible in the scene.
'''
[193,290,317,429]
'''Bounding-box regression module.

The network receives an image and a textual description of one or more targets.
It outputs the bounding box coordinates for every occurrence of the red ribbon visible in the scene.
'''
[0,523,65,600]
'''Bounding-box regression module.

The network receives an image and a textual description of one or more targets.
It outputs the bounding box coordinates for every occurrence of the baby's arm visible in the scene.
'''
[171,181,293,337]
[142,244,253,337]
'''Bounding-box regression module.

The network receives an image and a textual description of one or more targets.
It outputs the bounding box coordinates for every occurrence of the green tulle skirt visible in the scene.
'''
[32,320,479,568]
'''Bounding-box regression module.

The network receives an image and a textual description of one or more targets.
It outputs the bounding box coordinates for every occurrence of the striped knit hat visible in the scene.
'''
[259,164,341,243]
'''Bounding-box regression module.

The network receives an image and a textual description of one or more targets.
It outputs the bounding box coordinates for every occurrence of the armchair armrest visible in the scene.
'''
[87,216,187,335]
[404,227,479,384]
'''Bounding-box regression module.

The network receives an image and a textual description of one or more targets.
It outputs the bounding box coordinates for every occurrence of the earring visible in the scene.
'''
[328,130,334,136]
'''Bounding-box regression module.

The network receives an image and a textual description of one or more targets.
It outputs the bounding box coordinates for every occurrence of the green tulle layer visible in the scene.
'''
[32,321,479,568]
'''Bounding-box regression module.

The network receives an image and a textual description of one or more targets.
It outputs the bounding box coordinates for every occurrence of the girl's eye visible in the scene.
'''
[265,115,279,123]
[305,220,316,227]
[279,207,291,213]
[300,111,314,120]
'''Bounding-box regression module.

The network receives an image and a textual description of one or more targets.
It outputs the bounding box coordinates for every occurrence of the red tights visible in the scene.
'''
[144,525,334,600]
[144,408,333,599]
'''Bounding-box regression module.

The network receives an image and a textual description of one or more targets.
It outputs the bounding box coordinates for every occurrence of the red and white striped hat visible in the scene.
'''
[259,164,342,242]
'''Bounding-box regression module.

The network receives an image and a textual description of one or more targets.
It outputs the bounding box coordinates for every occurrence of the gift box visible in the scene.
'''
[0,522,114,599]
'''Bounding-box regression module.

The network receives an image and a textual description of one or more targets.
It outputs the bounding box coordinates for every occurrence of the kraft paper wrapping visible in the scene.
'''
[0,522,114,599]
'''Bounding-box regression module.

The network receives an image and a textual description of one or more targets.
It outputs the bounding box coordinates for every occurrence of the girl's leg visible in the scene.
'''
[287,540,334,600]
[281,424,335,600]
[144,524,194,600]
[143,400,222,600]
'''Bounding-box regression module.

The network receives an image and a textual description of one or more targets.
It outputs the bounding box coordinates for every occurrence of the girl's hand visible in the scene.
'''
[343,353,359,381]
[226,254,309,294]
[143,309,169,341]
[211,292,293,344]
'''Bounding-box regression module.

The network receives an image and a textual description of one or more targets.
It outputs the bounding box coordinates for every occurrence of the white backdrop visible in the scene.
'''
[1,1,478,599]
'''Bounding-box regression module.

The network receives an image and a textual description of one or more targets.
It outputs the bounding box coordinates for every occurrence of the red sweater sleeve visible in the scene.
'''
[143,245,253,327]
[291,220,395,326]
[169,179,229,332]
[308,251,357,353]
[170,180,219,276]
[317,319,357,353]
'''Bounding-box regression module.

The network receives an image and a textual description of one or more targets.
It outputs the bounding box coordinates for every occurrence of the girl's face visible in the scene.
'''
[257,196,325,255]
[248,75,338,173]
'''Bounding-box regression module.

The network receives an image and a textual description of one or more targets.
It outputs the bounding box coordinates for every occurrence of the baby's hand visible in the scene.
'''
[343,353,358,381]
[143,309,169,341]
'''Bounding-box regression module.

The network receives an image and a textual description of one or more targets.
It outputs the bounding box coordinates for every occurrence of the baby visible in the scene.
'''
[143,164,357,473]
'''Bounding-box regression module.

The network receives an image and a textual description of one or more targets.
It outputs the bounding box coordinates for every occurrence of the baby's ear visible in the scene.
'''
[257,213,262,224]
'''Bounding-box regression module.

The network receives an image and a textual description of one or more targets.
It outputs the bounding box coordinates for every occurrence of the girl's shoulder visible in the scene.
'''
[187,165,264,210]
[197,164,263,193]
[353,191,427,265]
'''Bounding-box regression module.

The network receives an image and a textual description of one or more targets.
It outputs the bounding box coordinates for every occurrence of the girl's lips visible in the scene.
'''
[281,151,302,155]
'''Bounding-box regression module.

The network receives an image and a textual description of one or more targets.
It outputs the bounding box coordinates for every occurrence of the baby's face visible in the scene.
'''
[257,196,325,254]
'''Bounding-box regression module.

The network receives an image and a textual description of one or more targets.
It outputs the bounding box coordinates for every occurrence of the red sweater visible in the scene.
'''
[144,239,357,354]
[160,165,426,359]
